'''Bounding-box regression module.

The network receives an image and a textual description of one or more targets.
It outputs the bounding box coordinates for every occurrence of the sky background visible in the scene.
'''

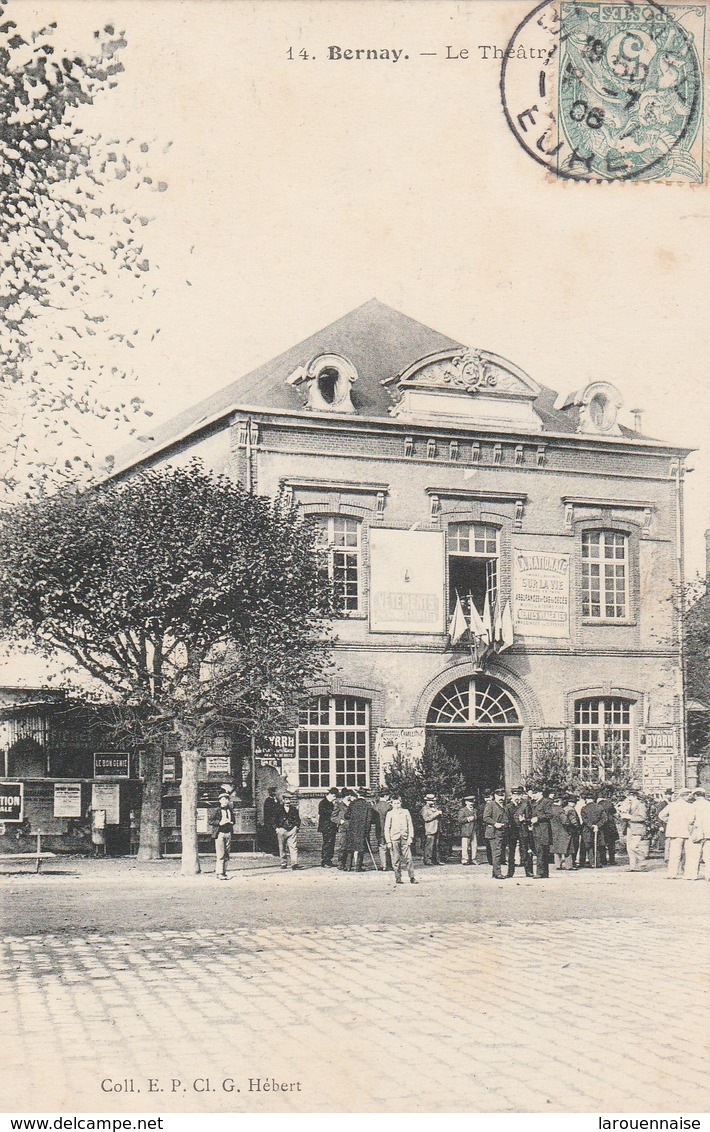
[18,0,710,585]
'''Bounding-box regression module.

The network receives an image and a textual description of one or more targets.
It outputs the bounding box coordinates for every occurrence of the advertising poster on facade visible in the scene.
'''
[513,550,570,638]
[53,782,82,819]
[369,529,445,633]
[639,727,677,792]
[255,733,296,759]
[375,727,426,781]
[91,782,120,825]
[0,782,24,823]
[204,755,231,776]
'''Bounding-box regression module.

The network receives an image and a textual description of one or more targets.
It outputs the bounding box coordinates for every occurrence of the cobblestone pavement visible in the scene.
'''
[1,864,709,1113]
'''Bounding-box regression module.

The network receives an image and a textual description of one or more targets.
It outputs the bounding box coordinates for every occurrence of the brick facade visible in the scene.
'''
[113,302,689,832]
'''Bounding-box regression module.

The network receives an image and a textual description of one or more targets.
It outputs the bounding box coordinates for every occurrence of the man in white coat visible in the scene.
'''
[684,787,710,881]
[658,789,696,879]
[617,788,649,871]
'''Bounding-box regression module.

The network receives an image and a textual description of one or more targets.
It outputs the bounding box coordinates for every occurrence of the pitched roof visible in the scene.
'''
[111,299,662,471]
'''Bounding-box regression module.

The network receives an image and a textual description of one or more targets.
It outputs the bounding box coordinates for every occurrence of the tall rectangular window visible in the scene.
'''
[314,516,361,614]
[448,522,498,616]
[298,695,369,788]
[573,697,631,778]
[581,531,628,620]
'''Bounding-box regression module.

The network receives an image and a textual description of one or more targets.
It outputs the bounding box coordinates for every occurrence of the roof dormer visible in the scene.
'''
[382,347,543,431]
[558,382,623,436]
[286,353,358,413]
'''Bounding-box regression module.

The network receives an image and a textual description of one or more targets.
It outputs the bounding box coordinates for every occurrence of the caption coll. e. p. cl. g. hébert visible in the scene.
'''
[100,1077,303,1095]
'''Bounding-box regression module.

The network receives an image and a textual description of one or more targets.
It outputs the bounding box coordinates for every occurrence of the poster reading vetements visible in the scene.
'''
[369,529,445,633]
[514,550,570,638]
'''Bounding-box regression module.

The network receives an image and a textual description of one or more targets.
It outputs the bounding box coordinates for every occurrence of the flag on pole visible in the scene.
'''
[499,601,514,652]
[468,595,486,641]
[448,592,468,646]
[493,600,503,648]
[482,591,493,646]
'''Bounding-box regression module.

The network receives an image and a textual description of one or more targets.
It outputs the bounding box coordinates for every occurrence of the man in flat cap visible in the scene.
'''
[685,788,710,880]
[274,793,302,870]
[211,791,236,880]
[458,795,478,866]
[505,785,533,878]
[482,787,509,880]
[385,795,417,884]
[421,793,443,865]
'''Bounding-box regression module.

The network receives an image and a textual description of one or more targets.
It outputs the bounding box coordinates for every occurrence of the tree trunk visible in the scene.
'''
[180,749,201,875]
[137,742,162,860]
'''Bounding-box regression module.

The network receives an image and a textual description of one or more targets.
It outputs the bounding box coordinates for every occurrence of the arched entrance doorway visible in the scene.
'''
[426,676,522,797]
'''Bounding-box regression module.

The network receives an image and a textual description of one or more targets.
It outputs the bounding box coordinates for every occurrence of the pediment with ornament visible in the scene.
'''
[383,348,543,429]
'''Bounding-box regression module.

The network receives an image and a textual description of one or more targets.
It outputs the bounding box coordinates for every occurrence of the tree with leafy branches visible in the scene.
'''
[0,8,166,499]
[384,735,466,855]
[523,740,570,795]
[0,462,333,873]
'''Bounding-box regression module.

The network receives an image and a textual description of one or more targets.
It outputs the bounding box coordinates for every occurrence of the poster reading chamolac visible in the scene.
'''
[0,0,709,1123]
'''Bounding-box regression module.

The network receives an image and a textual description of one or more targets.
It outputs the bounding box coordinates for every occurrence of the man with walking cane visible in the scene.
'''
[581,795,606,868]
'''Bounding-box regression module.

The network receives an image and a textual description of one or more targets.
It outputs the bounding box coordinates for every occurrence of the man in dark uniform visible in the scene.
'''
[529,788,554,878]
[349,789,374,872]
[318,787,337,867]
[374,791,392,871]
[481,790,494,865]
[597,790,618,865]
[482,787,509,880]
[505,785,534,878]
[262,785,279,856]
[581,795,607,867]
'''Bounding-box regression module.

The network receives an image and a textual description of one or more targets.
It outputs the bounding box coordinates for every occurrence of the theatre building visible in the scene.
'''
[108,300,690,833]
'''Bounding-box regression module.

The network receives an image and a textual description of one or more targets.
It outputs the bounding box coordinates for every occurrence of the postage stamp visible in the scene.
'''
[500,1,706,183]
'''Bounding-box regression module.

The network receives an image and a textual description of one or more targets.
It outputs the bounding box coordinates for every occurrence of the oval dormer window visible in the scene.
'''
[306,354,358,413]
[589,392,613,430]
[317,366,341,405]
[577,381,622,435]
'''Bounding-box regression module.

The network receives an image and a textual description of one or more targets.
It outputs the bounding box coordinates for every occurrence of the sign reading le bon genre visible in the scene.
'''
[369,529,445,634]
[513,550,570,639]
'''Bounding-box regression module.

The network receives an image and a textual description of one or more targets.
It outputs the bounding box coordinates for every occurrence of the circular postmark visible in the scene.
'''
[500,0,704,182]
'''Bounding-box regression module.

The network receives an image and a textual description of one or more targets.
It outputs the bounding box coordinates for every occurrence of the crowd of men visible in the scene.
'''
[214,781,710,884]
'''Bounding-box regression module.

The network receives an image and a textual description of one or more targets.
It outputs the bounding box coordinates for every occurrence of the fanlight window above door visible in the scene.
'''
[428,677,520,726]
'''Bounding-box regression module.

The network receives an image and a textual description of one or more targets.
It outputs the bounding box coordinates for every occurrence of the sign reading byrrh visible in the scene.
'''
[369,529,445,634]
[639,727,677,792]
[514,550,570,638]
